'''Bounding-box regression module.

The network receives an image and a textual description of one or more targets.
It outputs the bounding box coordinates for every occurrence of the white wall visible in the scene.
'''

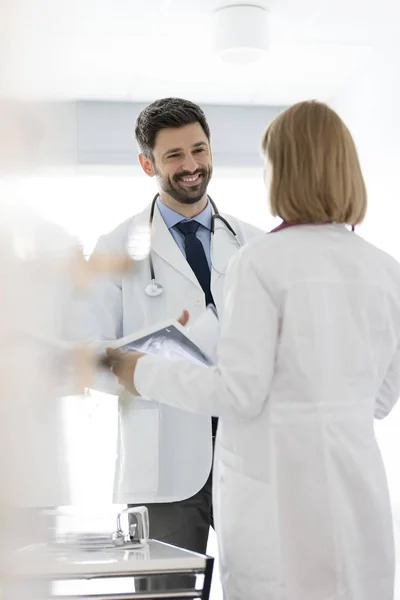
[331,43,400,260]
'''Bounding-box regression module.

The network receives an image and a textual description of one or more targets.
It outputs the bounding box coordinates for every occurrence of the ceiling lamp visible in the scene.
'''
[212,4,269,64]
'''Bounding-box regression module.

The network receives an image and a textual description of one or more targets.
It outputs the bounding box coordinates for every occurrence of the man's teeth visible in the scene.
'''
[181,174,200,182]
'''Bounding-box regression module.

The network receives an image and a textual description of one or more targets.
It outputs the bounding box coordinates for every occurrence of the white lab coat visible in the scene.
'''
[135,223,399,600]
[86,202,262,504]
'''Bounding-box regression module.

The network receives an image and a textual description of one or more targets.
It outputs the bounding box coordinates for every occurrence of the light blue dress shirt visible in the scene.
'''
[156,197,212,268]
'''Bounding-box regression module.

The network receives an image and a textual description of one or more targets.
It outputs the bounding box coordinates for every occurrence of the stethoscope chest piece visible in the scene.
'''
[145,280,164,297]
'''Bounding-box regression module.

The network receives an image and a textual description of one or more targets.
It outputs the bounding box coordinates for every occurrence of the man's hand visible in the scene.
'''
[178,310,189,327]
[106,348,144,395]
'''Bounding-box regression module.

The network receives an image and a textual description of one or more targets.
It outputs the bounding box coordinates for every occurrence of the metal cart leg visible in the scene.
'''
[201,557,214,600]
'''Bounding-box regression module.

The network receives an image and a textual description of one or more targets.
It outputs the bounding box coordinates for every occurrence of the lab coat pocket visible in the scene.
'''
[215,450,278,581]
[117,403,159,495]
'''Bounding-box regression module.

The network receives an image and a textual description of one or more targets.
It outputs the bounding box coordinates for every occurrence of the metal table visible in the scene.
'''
[12,540,214,600]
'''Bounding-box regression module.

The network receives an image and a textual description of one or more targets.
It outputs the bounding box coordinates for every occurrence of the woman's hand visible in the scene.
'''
[106,348,144,395]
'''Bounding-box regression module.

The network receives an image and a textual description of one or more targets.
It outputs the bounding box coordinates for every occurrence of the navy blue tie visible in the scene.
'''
[176,220,218,436]
[176,221,215,307]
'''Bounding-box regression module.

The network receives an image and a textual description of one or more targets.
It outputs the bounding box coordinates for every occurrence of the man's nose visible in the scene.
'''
[181,153,199,173]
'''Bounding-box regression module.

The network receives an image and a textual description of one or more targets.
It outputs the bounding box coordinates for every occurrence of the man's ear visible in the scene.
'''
[138,154,155,177]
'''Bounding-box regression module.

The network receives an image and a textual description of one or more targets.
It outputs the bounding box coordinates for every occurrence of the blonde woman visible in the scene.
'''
[108,101,398,600]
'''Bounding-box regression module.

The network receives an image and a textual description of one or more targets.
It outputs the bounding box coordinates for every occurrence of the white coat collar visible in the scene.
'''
[133,202,240,289]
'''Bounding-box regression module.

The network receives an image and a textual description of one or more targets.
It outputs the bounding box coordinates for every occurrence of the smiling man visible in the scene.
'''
[87,98,263,560]
[140,122,212,210]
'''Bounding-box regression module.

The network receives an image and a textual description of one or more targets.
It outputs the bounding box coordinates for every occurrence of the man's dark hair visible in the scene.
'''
[135,97,211,159]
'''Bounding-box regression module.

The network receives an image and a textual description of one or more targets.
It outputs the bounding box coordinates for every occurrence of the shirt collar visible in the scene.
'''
[156,197,212,231]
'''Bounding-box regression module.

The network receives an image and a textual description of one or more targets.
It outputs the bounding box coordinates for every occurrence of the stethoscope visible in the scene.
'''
[144,193,240,297]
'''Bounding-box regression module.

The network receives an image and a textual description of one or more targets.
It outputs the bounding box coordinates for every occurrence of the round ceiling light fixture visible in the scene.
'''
[212,4,269,64]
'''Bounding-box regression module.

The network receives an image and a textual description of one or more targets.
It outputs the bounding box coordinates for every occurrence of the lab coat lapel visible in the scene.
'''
[150,204,202,290]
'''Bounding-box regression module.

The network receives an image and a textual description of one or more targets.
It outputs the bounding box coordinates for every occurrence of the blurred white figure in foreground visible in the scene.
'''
[0,0,77,590]
[0,193,78,599]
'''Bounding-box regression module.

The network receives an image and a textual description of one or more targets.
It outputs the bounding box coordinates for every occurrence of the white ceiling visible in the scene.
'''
[3,0,400,105]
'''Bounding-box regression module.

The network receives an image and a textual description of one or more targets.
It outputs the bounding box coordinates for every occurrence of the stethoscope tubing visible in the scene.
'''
[147,193,239,288]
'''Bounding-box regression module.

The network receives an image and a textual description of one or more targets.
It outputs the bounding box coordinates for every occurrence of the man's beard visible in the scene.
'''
[155,165,213,205]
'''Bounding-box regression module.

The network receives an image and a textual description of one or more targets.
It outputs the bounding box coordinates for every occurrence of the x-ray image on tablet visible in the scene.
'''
[105,305,219,367]
[116,324,213,366]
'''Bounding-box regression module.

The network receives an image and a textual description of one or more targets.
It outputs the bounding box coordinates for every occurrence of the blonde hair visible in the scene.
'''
[261,101,367,225]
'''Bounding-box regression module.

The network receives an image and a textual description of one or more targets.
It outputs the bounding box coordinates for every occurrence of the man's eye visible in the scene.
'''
[194,148,205,153]
[168,154,179,159]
